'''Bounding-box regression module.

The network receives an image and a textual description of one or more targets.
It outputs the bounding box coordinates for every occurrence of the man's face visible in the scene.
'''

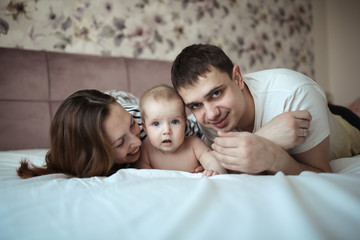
[177,67,248,133]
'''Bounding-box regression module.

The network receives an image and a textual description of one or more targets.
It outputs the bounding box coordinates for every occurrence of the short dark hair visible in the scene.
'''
[171,44,234,90]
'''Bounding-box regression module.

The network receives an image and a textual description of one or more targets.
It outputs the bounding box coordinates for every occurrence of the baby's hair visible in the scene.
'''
[140,84,185,120]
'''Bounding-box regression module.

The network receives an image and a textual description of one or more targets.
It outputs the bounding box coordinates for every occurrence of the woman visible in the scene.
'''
[17,89,142,178]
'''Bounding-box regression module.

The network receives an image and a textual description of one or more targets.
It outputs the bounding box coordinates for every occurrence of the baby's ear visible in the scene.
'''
[141,121,147,132]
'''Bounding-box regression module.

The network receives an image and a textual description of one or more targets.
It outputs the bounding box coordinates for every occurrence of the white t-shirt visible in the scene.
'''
[200,68,360,159]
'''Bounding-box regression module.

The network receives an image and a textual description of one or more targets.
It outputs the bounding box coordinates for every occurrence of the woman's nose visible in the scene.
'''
[130,123,142,146]
[129,132,142,148]
[132,121,141,136]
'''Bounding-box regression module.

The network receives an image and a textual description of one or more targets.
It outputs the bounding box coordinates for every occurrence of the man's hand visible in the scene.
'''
[211,132,281,174]
[255,110,312,150]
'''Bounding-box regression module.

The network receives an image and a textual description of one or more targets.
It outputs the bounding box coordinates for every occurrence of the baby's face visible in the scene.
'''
[143,99,186,153]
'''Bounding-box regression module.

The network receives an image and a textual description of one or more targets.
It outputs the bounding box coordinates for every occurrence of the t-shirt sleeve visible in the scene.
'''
[286,84,331,154]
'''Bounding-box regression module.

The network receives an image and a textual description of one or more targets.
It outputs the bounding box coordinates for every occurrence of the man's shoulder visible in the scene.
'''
[245,68,310,81]
[244,68,316,92]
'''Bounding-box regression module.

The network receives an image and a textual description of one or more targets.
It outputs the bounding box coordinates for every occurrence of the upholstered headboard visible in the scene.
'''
[0,47,172,150]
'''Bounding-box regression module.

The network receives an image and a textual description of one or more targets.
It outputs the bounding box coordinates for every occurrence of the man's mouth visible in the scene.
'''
[210,113,229,129]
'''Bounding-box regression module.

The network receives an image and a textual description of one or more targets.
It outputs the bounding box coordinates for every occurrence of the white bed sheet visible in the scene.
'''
[1,149,360,240]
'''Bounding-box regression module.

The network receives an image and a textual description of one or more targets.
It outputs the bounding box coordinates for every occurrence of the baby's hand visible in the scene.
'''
[193,165,204,173]
[202,169,219,177]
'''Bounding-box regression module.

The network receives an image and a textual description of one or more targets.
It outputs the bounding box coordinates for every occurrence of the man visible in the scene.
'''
[171,44,360,175]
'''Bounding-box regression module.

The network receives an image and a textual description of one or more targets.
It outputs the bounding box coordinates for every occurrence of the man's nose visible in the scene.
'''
[205,103,219,120]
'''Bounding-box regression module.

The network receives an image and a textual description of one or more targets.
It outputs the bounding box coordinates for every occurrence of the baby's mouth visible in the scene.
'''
[162,139,172,144]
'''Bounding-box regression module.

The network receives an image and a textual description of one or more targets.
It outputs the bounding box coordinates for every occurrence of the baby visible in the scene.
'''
[134,85,227,176]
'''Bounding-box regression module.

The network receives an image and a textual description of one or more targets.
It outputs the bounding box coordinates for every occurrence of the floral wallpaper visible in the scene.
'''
[0,0,314,77]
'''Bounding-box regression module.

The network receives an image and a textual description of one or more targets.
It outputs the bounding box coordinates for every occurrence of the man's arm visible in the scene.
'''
[255,110,312,150]
[290,136,332,173]
[211,131,331,175]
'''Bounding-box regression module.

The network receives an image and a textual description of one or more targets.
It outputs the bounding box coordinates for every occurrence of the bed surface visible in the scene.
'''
[1,149,360,240]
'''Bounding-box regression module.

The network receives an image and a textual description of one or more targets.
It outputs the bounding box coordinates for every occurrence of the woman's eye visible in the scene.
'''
[116,141,124,149]
[152,122,159,127]
[171,120,179,124]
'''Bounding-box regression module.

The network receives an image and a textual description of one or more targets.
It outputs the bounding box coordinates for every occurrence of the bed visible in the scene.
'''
[1,47,360,240]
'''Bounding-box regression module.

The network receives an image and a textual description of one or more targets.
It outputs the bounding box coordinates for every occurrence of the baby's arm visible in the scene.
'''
[133,142,152,169]
[192,137,227,174]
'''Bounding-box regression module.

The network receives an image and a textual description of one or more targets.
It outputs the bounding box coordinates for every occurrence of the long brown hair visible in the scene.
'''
[17,89,118,178]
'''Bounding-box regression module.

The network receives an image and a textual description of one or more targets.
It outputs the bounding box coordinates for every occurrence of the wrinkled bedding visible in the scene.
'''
[1,149,360,240]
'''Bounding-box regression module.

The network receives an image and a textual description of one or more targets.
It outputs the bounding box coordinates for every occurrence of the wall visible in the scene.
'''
[313,0,360,106]
[0,0,314,78]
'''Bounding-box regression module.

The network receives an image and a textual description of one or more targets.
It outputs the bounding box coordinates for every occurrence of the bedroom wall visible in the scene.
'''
[0,0,314,78]
[313,0,360,106]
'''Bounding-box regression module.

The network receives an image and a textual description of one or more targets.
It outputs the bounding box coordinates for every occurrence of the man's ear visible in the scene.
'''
[232,65,245,89]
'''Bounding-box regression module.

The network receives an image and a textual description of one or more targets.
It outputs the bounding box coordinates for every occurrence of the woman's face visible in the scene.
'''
[103,102,142,164]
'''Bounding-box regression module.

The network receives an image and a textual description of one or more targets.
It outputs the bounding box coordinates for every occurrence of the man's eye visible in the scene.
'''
[212,90,221,98]
[191,103,200,110]
[171,120,179,124]
[152,122,159,126]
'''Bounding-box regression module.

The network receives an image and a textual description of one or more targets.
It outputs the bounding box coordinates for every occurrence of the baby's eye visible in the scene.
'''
[152,122,159,127]
[212,90,221,98]
[171,119,179,125]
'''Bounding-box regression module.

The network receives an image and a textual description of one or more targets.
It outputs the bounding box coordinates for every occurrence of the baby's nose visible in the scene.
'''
[162,126,172,135]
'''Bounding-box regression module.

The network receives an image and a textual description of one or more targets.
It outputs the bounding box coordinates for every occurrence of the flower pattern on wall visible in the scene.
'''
[0,0,314,77]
